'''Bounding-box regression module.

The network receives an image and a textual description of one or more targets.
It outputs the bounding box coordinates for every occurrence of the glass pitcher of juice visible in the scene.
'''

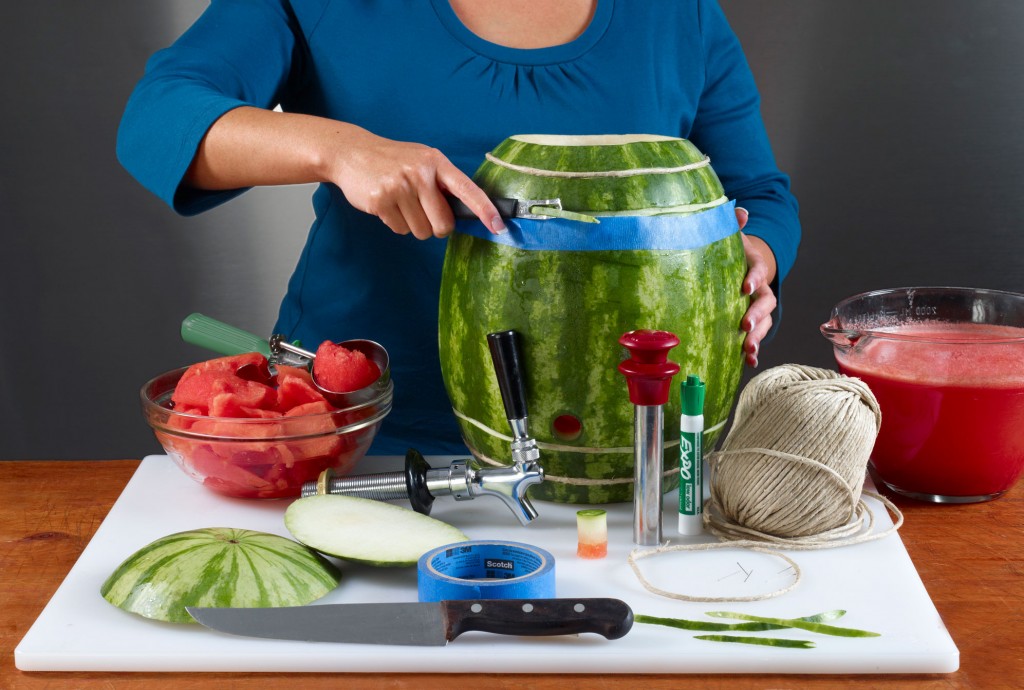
[821,287,1024,503]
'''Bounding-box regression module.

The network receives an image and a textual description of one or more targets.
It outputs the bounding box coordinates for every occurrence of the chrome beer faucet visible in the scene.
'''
[301,330,544,525]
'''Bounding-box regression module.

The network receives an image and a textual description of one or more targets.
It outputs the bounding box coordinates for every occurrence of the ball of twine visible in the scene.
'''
[628,364,904,603]
[706,363,886,544]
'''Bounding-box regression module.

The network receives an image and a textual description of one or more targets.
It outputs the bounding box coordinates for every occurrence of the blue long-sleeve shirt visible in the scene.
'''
[117,0,800,454]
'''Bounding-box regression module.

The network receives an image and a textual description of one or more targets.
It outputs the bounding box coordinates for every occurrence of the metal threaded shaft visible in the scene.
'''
[320,471,408,502]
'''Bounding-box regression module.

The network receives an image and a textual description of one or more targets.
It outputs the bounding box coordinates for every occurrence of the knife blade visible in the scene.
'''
[187,597,633,646]
[447,196,600,223]
[448,195,562,220]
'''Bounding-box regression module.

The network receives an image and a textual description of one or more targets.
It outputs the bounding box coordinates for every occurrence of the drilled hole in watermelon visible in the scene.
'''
[552,414,583,442]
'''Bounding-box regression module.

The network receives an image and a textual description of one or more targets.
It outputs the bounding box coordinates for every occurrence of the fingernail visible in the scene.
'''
[736,206,749,216]
[746,318,756,333]
[491,217,507,235]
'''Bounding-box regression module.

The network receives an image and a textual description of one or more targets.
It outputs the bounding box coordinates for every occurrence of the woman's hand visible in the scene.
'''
[735,207,778,368]
[325,128,504,240]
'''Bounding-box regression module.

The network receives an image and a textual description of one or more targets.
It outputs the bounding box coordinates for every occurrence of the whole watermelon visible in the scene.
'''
[438,134,748,503]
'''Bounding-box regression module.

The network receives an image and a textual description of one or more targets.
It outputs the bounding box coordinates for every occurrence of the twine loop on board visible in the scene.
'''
[629,364,904,602]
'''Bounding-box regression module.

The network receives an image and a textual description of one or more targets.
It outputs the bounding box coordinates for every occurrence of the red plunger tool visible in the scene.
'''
[618,330,680,546]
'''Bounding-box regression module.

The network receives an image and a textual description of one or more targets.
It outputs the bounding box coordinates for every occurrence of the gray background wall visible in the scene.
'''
[2,1,1022,460]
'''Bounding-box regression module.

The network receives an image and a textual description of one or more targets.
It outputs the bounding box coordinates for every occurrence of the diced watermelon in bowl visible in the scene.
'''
[140,353,392,499]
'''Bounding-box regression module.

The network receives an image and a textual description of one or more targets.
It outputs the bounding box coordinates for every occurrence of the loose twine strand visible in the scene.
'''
[629,364,904,602]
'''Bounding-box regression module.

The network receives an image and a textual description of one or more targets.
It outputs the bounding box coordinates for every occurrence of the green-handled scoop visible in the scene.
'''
[180,313,391,409]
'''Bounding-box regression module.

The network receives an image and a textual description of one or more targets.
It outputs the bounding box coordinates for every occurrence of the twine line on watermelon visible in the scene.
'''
[470,445,679,486]
[627,364,904,603]
[453,408,727,487]
[592,196,727,216]
[484,152,711,178]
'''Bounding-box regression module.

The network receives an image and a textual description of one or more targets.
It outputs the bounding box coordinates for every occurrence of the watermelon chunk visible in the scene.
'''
[313,341,381,393]
[209,394,284,419]
[178,352,269,382]
[276,371,327,411]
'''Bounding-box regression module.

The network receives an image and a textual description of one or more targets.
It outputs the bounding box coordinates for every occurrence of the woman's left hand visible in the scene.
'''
[735,207,778,368]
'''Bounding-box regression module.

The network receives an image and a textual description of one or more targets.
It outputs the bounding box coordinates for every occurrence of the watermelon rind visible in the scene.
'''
[100,527,341,624]
[475,134,726,215]
[438,134,748,503]
[284,494,470,567]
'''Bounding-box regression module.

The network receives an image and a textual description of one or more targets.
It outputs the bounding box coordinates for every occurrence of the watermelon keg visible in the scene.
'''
[438,134,748,503]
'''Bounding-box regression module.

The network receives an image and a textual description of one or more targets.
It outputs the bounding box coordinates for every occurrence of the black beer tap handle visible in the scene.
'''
[487,330,528,422]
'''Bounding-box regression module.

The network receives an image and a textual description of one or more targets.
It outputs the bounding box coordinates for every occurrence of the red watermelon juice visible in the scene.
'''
[835,323,1024,501]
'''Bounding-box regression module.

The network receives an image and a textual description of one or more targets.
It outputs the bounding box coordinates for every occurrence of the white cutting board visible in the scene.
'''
[16,455,958,674]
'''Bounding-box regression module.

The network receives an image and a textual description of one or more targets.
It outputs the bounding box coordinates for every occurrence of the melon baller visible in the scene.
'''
[301,330,546,525]
[179,313,390,409]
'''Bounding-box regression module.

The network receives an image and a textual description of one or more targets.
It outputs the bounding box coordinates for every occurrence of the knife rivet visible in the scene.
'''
[471,603,483,613]
[574,603,586,613]
[522,603,534,613]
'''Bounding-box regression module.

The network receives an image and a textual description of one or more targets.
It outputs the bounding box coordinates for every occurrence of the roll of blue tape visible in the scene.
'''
[417,540,556,602]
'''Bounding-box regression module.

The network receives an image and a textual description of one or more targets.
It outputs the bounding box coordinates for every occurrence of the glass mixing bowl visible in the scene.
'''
[821,287,1024,503]
[141,366,392,499]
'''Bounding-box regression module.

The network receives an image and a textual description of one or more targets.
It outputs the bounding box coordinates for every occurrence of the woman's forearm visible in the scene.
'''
[184,105,503,239]
[183,106,361,190]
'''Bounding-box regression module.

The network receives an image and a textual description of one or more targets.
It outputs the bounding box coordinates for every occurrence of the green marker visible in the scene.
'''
[679,374,705,535]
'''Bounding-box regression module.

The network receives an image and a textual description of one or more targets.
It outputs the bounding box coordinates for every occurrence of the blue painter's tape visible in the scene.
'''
[455,199,738,252]
[417,540,556,602]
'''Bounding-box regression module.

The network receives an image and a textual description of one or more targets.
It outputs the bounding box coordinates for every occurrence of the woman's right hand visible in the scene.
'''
[322,127,505,240]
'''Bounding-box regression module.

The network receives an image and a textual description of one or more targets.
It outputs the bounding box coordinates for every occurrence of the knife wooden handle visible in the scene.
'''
[443,598,633,641]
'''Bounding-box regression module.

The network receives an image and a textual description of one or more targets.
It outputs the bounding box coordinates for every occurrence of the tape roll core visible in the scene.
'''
[417,541,557,602]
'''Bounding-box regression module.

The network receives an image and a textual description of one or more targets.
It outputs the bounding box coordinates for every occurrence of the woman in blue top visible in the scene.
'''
[117,0,800,455]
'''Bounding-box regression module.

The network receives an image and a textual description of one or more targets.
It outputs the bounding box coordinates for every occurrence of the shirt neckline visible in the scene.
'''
[429,0,614,66]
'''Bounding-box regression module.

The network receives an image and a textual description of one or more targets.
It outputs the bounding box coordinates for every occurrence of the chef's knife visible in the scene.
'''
[448,196,599,223]
[187,598,632,646]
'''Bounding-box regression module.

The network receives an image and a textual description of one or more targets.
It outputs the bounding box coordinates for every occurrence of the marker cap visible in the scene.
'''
[681,374,705,415]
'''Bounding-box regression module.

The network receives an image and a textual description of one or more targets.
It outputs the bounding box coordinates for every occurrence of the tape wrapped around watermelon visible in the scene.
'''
[438,134,748,503]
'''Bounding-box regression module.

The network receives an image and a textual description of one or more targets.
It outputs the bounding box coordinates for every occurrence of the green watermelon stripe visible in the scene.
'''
[103,541,214,598]
[247,542,339,588]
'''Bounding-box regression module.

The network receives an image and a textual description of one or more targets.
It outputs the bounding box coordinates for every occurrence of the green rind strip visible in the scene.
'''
[635,610,846,632]
[694,635,816,649]
[705,612,881,638]
[528,205,600,223]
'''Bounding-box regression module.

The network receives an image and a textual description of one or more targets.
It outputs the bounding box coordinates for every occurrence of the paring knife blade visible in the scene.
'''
[448,195,561,220]
[447,196,600,223]
[187,598,633,646]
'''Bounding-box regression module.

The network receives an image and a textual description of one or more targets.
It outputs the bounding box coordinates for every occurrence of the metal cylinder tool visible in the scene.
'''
[302,330,544,525]
[618,330,680,546]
